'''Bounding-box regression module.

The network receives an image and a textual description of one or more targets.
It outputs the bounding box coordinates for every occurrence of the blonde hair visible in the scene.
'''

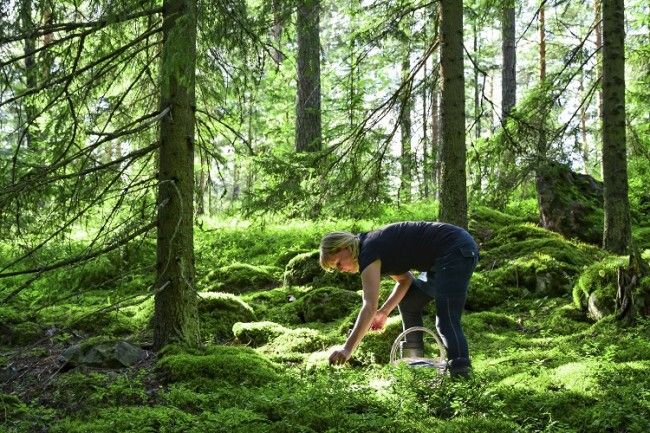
[319,231,360,272]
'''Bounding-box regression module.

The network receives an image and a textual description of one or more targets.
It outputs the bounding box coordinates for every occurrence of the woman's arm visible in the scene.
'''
[370,272,413,330]
[329,260,381,364]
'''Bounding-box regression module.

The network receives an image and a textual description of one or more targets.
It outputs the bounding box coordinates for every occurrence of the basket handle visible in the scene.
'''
[389,326,448,364]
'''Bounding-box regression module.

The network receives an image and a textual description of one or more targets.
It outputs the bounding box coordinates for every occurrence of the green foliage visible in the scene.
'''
[197,292,256,343]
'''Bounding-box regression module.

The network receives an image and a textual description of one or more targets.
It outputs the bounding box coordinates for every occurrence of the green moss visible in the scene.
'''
[261,328,330,361]
[1,321,42,346]
[232,321,288,347]
[466,272,518,310]
[468,206,529,245]
[633,226,650,250]
[157,345,279,388]
[352,316,404,365]
[298,286,360,323]
[283,250,360,290]
[198,292,256,343]
[572,255,627,320]
[204,262,281,293]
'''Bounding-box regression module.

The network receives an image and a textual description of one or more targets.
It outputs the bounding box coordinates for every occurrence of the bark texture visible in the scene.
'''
[601,0,631,254]
[400,54,413,203]
[438,0,467,228]
[154,0,200,350]
[295,0,322,152]
[501,0,516,118]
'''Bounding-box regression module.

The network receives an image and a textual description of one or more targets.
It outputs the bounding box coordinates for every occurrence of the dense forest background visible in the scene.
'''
[1,0,650,432]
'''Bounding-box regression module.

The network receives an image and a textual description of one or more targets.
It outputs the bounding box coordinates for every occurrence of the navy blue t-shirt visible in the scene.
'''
[357,221,475,275]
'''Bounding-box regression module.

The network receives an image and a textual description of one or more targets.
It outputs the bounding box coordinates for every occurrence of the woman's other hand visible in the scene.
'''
[370,310,388,331]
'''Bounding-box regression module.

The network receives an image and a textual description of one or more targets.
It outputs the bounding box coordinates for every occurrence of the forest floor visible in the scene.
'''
[1,206,650,433]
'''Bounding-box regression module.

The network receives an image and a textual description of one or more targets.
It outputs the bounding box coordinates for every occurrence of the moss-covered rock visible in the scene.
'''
[477,224,603,297]
[299,287,360,323]
[261,286,360,325]
[59,339,148,369]
[241,286,306,319]
[262,327,329,356]
[204,262,281,294]
[198,292,256,343]
[283,250,360,290]
[468,206,530,246]
[572,255,627,320]
[232,321,288,347]
[157,345,279,387]
[484,253,574,297]
[0,321,42,346]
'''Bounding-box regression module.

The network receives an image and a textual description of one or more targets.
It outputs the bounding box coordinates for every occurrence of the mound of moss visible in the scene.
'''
[468,206,530,246]
[241,286,306,319]
[198,292,256,342]
[0,321,42,346]
[158,345,279,388]
[232,321,288,347]
[269,286,360,324]
[262,327,330,358]
[477,224,603,297]
[572,255,628,320]
[204,263,281,294]
[466,272,519,310]
[283,250,360,290]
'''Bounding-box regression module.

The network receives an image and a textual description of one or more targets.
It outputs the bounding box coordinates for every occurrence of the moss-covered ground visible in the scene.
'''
[1,205,649,433]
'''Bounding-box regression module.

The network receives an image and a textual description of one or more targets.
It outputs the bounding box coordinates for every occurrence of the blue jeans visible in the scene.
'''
[398,241,479,364]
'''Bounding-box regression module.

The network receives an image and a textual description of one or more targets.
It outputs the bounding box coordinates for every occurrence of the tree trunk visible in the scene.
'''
[270,0,285,64]
[295,0,322,152]
[501,0,516,119]
[154,0,200,351]
[421,59,430,200]
[399,53,413,203]
[20,0,36,149]
[438,0,467,228]
[601,0,631,254]
[196,149,206,216]
[473,15,481,141]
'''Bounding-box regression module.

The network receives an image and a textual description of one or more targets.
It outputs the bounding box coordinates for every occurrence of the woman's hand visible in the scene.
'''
[328,348,351,365]
[370,310,388,331]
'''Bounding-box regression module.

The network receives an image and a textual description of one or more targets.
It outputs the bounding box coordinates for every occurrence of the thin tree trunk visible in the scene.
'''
[400,53,413,203]
[438,0,467,228]
[601,0,631,254]
[270,0,285,63]
[431,61,441,201]
[295,0,322,152]
[473,15,480,141]
[501,0,516,119]
[422,59,430,200]
[154,0,200,351]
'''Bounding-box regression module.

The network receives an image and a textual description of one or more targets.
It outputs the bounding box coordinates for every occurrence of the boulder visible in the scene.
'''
[59,340,148,369]
[232,321,288,347]
[572,255,627,320]
[204,263,281,294]
[536,161,603,245]
[198,292,256,343]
